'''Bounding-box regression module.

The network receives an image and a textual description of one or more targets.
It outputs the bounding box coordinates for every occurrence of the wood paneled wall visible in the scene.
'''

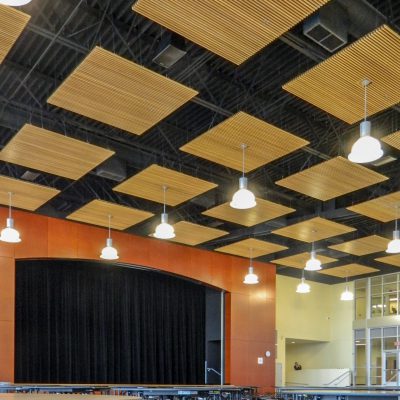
[0,208,276,391]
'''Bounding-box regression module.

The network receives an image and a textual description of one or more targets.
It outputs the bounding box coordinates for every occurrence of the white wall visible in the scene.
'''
[276,275,353,385]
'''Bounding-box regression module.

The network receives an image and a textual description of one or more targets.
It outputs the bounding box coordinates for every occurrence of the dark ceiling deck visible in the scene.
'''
[2,0,400,284]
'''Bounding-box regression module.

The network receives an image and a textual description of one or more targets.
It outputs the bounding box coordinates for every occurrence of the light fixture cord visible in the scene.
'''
[108,214,111,239]
[8,192,11,219]
[364,81,368,121]
[249,247,253,267]
[396,206,399,231]
[242,144,246,178]
[163,185,167,213]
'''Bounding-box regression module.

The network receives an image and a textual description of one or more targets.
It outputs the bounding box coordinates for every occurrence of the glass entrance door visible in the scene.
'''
[382,350,400,385]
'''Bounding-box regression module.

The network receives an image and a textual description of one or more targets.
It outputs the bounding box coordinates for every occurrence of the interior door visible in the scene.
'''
[382,350,400,385]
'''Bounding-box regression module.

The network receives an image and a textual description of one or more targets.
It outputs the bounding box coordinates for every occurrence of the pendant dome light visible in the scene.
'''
[340,275,354,301]
[305,230,321,271]
[348,79,383,164]
[0,0,31,5]
[387,206,400,254]
[154,185,175,239]
[100,214,119,260]
[230,144,256,210]
[243,248,259,285]
[0,192,21,243]
[296,270,310,294]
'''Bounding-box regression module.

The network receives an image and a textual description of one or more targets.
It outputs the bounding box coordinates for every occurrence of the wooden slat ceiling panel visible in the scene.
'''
[202,198,295,227]
[180,112,309,172]
[113,164,217,206]
[375,255,400,268]
[0,5,30,64]
[170,221,228,246]
[283,25,400,124]
[272,216,356,242]
[67,199,154,230]
[347,191,400,222]
[271,252,337,269]
[382,130,400,150]
[133,0,328,65]
[48,47,198,135]
[276,156,388,201]
[0,124,115,180]
[215,238,288,258]
[329,235,389,256]
[318,264,379,278]
[0,176,59,211]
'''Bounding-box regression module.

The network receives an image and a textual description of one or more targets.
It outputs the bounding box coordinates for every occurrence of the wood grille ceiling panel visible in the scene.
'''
[347,191,400,222]
[329,235,389,256]
[67,199,154,230]
[0,5,30,64]
[375,255,400,268]
[202,198,295,227]
[170,221,228,246]
[0,176,59,211]
[215,238,288,258]
[283,25,400,124]
[113,164,217,206]
[276,156,388,201]
[48,47,198,135]
[382,130,400,150]
[271,252,337,269]
[0,124,114,180]
[133,0,329,65]
[180,112,308,172]
[318,264,379,278]
[272,216,355,243]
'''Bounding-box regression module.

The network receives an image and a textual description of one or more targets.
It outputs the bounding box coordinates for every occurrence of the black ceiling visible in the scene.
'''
[2,0,400,284]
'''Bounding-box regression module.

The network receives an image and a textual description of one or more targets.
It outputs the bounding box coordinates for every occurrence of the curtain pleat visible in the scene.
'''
[15,260,205,384]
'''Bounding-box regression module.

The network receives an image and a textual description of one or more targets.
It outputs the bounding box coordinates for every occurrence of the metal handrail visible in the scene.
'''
[323,370,352,386]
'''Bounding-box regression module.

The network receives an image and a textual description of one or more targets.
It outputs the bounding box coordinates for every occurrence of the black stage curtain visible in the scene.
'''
[15,260,205,384]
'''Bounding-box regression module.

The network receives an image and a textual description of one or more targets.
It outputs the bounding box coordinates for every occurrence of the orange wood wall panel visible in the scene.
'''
[0,207,276,390]
[0,320,14,382]
[48,218,79,258]
[0,257,15,322]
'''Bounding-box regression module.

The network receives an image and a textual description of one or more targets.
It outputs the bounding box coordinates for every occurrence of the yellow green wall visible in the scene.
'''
[276,275,353,384]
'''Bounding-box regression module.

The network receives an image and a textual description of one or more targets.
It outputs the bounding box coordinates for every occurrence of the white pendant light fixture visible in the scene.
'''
[340,275,354,301]
[0,192,21,243]
[348,79,383,163]
[387,206,400,254]
[243,248,259,285]
[0,0,32,5]
[296,270,310,294]
[154,185,175,239]
[230,144,256,210]
[100,214,119,260]
[305,230,321,271]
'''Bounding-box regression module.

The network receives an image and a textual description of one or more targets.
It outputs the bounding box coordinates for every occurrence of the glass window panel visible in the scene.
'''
[370,338,382,380]
[383,282,397,293]
[356,296,366,320]
[371,284,382,296]
[384,337,398,350]
[356,286,366,297]
[371,328,382,338]
[384,274,398,284]
[384,294,398,316]
[355,368,367,385]
[371,296,383,317]
[355,329,366,340]
[370,369,382,385]
[355,339,366,379]
[356,278,367,289]
[371,276,382,286]
[384,327,397,337]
